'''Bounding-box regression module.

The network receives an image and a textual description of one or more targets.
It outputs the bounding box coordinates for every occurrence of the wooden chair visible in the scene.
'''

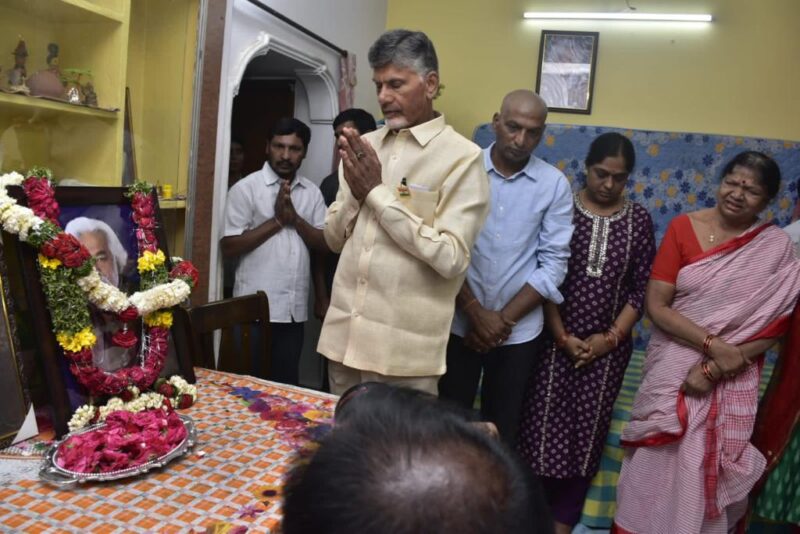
[174,291,271,378]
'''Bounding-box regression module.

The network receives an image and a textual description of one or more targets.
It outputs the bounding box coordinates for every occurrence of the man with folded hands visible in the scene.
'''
[317,29,489,395]
[439,90,574,445]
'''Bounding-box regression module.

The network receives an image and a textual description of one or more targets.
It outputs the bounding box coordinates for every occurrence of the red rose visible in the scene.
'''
[118,306,139,322]
[157,382,176,397]
[170,261,199,288]
[177,394,194,409]
[162,397,173,411]
[111,328,138,349]
[43,233,90,267]
[23,177,59,223]
[68,348,93,365]
[119,388,135,402]
[132,194,155,217]
[128,367,145,384]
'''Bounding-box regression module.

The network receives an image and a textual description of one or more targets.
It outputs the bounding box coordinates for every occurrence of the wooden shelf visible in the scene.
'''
[0,92,119,121]
[159,199,187,210]
[4,0,124,24]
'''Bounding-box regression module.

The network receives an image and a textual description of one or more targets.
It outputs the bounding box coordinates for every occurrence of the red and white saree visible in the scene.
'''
[614,223,800,533]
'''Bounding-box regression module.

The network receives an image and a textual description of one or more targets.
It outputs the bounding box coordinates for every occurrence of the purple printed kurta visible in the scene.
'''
[518,195,655,478]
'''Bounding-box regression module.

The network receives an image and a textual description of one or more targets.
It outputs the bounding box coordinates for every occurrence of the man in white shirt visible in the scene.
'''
[221,118,328,385]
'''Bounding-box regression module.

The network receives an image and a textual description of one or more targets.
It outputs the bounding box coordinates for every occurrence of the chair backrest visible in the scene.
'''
[175,291,271,378]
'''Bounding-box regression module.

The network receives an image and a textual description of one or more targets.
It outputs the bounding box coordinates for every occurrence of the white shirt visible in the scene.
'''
[783,219,800,256]
[223,163,326,322]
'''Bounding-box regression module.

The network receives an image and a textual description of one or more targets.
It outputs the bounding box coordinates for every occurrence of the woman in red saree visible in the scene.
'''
[613,151,800,533]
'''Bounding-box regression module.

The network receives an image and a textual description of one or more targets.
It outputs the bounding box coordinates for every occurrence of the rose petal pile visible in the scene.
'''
[56,408,187,473]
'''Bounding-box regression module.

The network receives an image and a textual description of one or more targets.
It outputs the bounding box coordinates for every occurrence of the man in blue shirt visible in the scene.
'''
[439,90,573,445]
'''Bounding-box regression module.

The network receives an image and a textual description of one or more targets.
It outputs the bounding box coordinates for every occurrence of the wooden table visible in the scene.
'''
[0,368,337,533]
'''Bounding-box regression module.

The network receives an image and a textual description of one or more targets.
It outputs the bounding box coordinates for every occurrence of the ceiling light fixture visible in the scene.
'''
[523,12,713,22]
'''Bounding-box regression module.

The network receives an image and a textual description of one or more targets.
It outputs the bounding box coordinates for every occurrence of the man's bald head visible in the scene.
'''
[491,90,549,175]
[500,90,548,122]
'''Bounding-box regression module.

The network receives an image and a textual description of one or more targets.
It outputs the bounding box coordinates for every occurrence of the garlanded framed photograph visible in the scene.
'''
[536,30,599,114]
[5,184,196,437]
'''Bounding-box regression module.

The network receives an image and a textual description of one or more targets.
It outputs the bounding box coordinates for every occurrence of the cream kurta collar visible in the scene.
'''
[374,113,446,147]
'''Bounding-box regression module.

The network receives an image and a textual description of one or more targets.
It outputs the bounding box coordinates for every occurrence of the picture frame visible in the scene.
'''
[0,240,32,449]
[535,30,599,114]
[6,186,195,437]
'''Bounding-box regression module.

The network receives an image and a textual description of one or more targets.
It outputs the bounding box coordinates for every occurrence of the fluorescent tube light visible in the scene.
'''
[523,12,713,22]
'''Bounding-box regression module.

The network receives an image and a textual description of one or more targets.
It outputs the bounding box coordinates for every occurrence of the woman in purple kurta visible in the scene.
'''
[518,133,656,534]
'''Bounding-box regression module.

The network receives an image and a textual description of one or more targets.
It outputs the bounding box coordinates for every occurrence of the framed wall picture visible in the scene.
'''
[6,186,195,437]
[536,30,599,114]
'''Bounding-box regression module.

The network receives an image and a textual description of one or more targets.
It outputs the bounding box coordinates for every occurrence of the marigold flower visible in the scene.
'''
[56,327,97,353]
[38,253,62,269]
[144,310,173,328]
[137,249,166,272]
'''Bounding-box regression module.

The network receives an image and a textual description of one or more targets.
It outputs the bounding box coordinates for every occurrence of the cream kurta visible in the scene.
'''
[318,114,489,376]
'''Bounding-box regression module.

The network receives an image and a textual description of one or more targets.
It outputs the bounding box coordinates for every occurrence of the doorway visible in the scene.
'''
[231,79,296,178]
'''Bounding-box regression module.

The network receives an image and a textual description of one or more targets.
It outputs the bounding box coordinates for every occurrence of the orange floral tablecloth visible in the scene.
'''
[0,368,337,533]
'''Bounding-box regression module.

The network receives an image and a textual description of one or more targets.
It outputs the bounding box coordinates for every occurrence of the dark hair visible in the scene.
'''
[720,150,781,199]
[268,118,311,149]
[368,29,438,76]
[333,382,475,427]
[585,132,636,172]
[333,108,377,134]
[283,384,550,534]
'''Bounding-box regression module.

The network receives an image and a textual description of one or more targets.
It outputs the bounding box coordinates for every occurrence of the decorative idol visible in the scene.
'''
[7,38,30,94]
[28,43,65,99]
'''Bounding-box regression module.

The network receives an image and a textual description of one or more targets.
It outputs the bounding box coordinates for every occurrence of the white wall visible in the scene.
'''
[209,0,387,302]
[258,0,389,115]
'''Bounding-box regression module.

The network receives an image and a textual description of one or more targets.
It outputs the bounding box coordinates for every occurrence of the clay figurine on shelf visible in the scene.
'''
[28,43,64,99]
[63,68,93,106]
[7,38,30,95]
[83,82,98,107]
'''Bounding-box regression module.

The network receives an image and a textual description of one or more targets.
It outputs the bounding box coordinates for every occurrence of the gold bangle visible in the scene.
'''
[603,331,616,349]
[702,334,716,357]
[610,324,625,342]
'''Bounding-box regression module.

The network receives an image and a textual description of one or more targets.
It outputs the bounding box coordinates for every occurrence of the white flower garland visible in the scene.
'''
[67,376,198,432]
[0,172,190,314]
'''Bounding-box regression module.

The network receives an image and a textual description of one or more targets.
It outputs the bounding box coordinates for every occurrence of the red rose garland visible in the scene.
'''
[22,174,195,396]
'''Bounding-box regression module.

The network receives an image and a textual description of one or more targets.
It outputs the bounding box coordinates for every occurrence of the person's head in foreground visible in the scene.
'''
[64,217,128,287]
[282,383,551,534]
[715,150,780,225]
[368,29,440,130]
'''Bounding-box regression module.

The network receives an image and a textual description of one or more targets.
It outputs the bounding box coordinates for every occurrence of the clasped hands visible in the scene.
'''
[464,306,515,353]
[275,180,298,226]
[682,338,748,397]
[561,333,613,369]
[337,127,382,201]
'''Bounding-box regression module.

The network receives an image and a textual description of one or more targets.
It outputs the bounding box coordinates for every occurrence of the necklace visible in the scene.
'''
[708,217,720,243]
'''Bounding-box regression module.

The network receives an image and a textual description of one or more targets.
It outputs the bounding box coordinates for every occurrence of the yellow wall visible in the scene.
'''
[126,0,198,196]
[127,0,198,256]
[386,0,800,141]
